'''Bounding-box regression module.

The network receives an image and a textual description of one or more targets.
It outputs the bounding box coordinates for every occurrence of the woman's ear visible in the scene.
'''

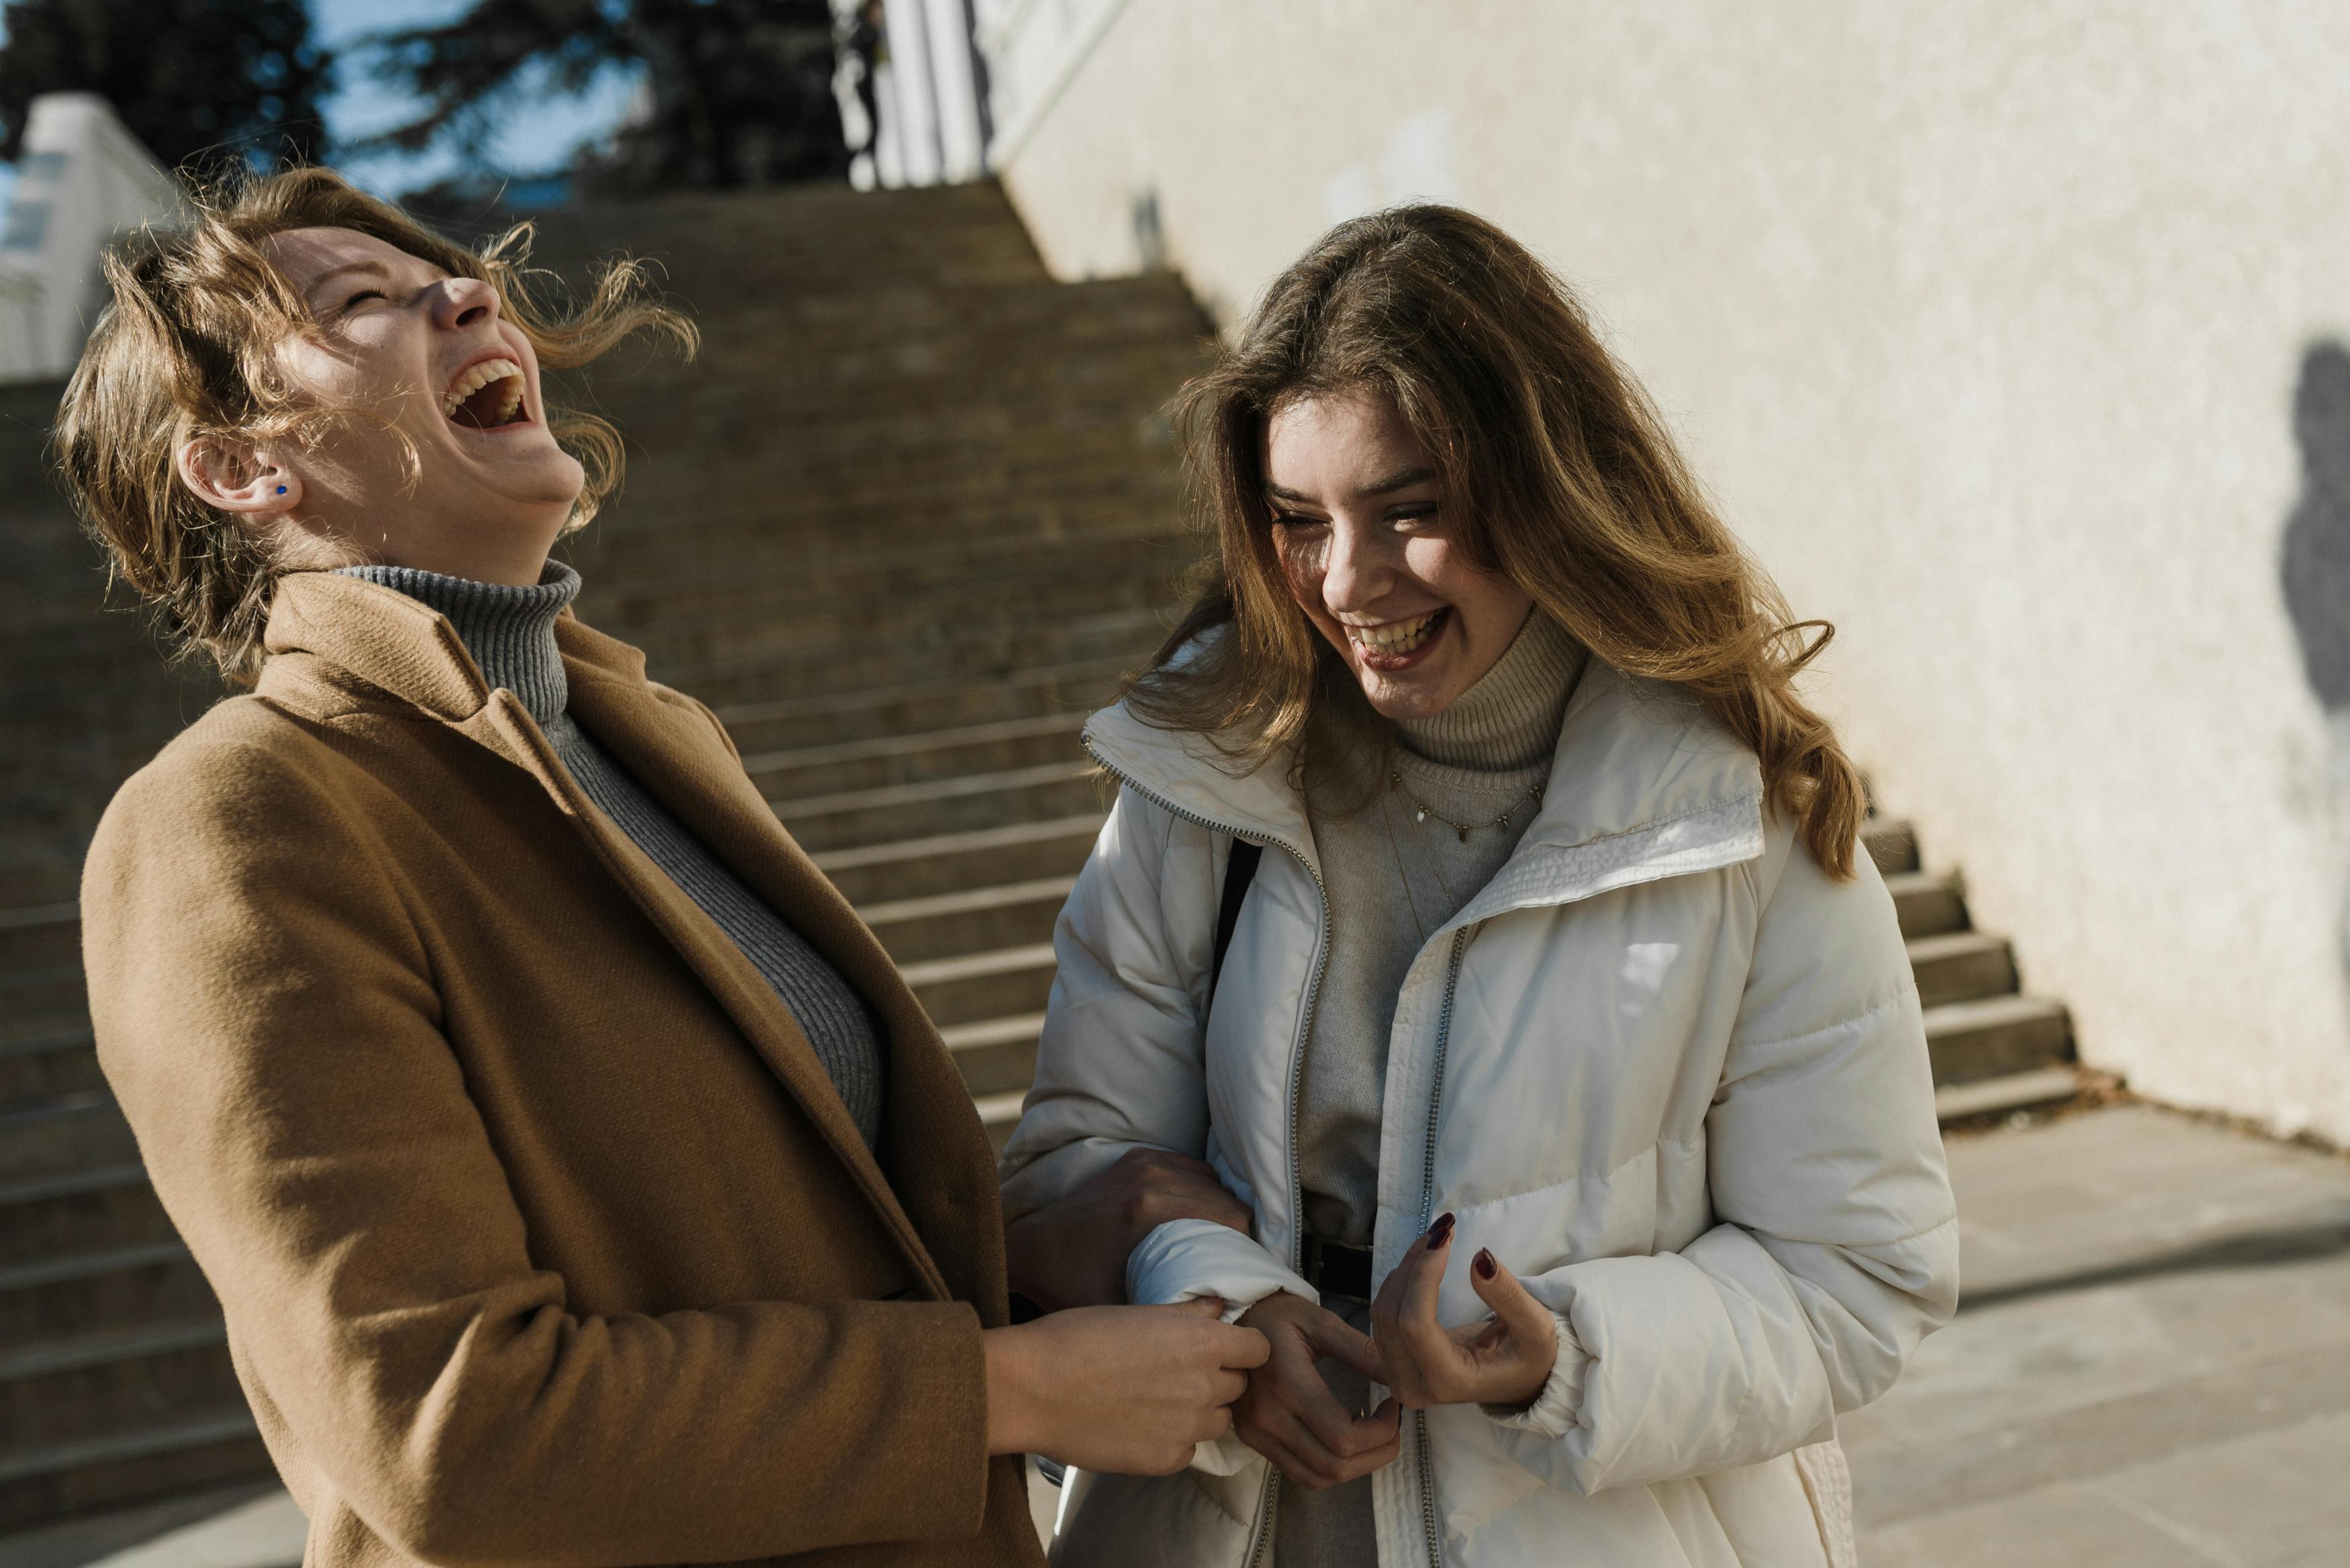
[175,436,301,516]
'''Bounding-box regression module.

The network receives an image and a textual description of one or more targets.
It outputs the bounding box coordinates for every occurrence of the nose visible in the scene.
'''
[433,275,502,332]
[1319,516,1395,616]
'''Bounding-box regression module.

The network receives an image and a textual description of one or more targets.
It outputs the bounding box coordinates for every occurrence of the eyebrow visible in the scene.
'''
[1265,464,1438,505]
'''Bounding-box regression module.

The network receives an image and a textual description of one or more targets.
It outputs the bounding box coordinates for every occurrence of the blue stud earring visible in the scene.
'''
[275,486,287,495]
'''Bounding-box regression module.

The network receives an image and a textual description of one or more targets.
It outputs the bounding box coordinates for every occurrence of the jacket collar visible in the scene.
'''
[1083,658,1766,914]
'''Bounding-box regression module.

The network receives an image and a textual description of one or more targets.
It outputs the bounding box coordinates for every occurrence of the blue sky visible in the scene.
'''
[314,0,643,197]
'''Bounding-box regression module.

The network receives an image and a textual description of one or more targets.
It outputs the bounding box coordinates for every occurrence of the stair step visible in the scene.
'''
[714,656,1129,754]
[1863,818,1918,875]
[1887,871,1967,940]
[0,973,86,1043]
[747,712,1089,802]
[0,1241,207,1349]
[0,1319,240,1451]
[655,605,1166,710]
[1905,930,2018,1008]
[939,1013,1047,1099]
[1933,1065,2083,1123]
[776,762,1104,854]
[0,1096,136,1185]
[0,904,78,975]
[0,1030,101,1108]
[0,1167,171,1271]
[901,943,1058,1031]
[585,523,1182,622]
[1922,994,2075,1085]
[974,1091,1027,1156]
[813,814,1104,905]
[616,558,1178,671]
[862,877,1076,965]
[0,1408,268,1534]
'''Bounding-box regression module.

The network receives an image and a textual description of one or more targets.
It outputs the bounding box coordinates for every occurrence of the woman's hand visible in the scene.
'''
[1006,1148,1255,1312]
[1232,1292,1403,1490]
[1369,1214,1558,1412]
[984,1297,1271,1475]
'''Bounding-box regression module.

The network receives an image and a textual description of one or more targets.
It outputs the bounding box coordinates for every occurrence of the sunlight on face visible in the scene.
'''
[1264,390,1533,721]
[261,226,583,582]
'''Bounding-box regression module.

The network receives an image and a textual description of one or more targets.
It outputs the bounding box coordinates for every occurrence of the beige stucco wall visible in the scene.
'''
[994,0,2350,1144]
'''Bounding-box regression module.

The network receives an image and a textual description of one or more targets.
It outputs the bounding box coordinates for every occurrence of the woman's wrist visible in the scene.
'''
[981,1324,1043,1457]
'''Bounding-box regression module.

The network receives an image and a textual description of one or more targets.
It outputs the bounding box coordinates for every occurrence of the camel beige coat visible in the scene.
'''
[81,570,1040,1568]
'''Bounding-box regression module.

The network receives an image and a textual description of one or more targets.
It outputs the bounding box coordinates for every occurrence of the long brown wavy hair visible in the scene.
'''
[56,165,696,684]
[1132,205,1865,878]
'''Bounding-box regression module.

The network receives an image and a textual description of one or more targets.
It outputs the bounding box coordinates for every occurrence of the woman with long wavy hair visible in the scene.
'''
[65,166,1268,1567]
[1000,206,1957,1566]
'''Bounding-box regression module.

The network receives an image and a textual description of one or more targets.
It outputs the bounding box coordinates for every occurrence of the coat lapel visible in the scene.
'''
[556,630,1000,1306]
[259,571,994,1309]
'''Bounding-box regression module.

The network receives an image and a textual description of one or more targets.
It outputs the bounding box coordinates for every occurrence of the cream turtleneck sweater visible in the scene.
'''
[1297,607,1587,1249]
[1278,609,1585,1568]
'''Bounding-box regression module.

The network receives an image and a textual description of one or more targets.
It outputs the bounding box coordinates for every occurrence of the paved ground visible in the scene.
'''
[1848,1104,2350,1566]
[6,1101,2345,1567]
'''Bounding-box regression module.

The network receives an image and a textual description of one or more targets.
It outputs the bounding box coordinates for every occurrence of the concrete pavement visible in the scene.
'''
[1846,1104,2350,1565]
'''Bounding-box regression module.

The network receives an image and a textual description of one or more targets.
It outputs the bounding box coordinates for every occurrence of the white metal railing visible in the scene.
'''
[841,0,1000,189]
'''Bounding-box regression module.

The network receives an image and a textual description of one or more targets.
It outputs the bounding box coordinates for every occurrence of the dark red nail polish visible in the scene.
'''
[1473,1248,1496,1280]
[1426,1212,1456,1248]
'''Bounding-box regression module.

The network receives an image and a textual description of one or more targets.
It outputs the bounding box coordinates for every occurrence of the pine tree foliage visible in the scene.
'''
[365,0,849,191]
[0,0,332,171]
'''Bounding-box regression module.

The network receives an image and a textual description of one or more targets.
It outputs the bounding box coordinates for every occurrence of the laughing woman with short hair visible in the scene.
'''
[66,167,1264,1567]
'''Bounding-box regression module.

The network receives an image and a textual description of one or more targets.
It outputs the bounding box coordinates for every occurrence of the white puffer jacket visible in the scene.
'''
[999,660,1959,1568]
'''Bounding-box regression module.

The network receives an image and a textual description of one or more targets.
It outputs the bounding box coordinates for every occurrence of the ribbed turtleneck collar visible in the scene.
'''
[336,559,580,726]
[1396,609,1586,771]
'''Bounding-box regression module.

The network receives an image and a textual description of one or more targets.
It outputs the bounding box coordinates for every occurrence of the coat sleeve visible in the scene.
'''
[1487,826,1960,1496]
[998,785,1315,1317]
[82,737,991,1567]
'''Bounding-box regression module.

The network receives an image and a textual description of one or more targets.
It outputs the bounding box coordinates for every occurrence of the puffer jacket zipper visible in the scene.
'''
[1079,741,1334,1568]
[1411,928,1472,1568]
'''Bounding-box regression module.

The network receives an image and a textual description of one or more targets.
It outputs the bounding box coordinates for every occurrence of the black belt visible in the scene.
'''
[1303,1233,1374,1305]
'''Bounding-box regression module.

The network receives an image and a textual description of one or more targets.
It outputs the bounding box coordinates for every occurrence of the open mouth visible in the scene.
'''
[1347,606,1450,665]
[440,357,528,430]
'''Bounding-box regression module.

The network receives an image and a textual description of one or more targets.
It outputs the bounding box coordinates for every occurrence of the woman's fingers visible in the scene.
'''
[1369,1214,1454,1401]
[1298,1308,1387,1385]
[1468,1248,1556,1348]
[1401,1212,1453,1327]
[1284,1342,1393,1458]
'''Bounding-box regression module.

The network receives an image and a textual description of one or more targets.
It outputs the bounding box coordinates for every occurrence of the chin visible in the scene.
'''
[1356,668,1463,722]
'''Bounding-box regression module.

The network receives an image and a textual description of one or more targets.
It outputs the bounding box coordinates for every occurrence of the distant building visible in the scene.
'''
[0,93,181,385]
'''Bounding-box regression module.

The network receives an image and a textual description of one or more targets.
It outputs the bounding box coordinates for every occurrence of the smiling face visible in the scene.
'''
[177,226,583,585]
[1263,390,1534,722]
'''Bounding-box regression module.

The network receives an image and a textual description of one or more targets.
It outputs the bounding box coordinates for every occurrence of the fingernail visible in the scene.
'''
[1426,1212,1456,1248]
[1473,1248,1496,1281]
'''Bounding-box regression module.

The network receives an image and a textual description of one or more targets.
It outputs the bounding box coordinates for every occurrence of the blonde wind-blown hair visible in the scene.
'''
[55,165,696,685]
[1133,205,1866,879]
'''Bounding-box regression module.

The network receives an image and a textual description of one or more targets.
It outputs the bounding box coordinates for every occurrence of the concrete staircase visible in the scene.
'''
[0,180,2076,1535]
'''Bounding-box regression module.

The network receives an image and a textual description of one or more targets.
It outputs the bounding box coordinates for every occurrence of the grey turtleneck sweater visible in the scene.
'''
[1278,609,1585,1568]
[341,561,886,1150]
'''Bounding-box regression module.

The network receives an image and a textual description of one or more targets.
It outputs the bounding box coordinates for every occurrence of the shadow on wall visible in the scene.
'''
[2284,342,2350,708]
[2282,340,2350,980]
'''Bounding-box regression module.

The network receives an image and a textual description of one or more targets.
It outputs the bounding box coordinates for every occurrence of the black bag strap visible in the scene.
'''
[1209,837,1262,1003]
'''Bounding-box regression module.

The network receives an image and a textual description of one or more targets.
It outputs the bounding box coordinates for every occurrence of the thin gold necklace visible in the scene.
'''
[1388,768,1548,844]
[1379,788,1433,947]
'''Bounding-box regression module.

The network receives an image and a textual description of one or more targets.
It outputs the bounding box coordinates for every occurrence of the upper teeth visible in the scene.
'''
[1350,611,1441,654]
[442,358,522,420]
